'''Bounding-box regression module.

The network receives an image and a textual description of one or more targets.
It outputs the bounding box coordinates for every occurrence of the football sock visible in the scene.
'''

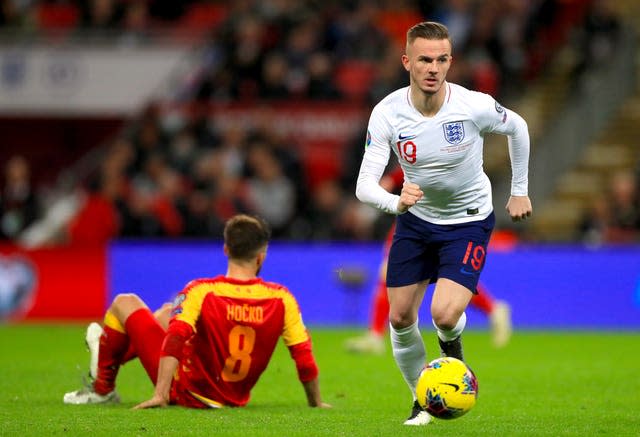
[390,320,426,398]
[94,314,129,395]
[434,312,467,361]
[433,312,467,342]
[370,278,390,336]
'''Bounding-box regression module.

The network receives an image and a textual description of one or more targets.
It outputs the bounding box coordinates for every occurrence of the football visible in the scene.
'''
[416,357,478,419]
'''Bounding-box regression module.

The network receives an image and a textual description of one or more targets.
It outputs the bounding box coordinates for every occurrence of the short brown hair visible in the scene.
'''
[406,21,451,46]
[223,214,271,260]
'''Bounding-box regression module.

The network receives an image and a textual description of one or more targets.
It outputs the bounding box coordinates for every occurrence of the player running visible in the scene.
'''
[355,21,531,425]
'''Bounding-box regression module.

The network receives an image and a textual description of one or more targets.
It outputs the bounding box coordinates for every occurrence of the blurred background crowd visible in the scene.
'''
[0,0,638,246]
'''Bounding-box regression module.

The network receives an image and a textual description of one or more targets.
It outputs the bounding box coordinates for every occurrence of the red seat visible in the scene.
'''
[36,4,79,30]
[334,61,375,101]
[303,144,342,191]
[179,3,228,31]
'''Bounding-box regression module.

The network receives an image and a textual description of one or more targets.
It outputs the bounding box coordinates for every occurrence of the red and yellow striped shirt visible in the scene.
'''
[164,275,316,408]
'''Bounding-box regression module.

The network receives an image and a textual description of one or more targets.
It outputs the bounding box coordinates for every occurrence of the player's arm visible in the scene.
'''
[502,109,532,221]
[134,356,179,409]
[378,165,423,213]
[280,290,331,408]
[134,284,204,409]
[477,96,532,221]
[134,319,193,409]
[288,341,331,408]
[355,107,407,214]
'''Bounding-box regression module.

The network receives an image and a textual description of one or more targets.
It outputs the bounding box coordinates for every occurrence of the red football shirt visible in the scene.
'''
[167,275,311,408]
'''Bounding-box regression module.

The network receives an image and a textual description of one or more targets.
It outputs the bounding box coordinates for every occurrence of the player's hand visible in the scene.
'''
[398,181,423,213]
[133,394,169,409]
[505,196,532,222]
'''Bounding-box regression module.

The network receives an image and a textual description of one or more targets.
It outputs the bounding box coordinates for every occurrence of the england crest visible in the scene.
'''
[443,121,465,144]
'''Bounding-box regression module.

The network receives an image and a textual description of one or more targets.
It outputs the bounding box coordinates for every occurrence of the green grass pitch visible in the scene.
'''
[1,325,638,436]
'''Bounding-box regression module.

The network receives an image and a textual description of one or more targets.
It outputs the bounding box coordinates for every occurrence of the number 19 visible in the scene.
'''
[396,141,417,164]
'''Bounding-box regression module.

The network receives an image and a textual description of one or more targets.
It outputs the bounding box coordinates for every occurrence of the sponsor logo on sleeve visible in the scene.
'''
[495,101,507,122]
[171,293,186,316]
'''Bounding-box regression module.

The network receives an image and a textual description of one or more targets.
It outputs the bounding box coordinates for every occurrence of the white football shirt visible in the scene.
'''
[356,82,529,224]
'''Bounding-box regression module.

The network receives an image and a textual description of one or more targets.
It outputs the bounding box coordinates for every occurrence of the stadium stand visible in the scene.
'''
[1,0,638,245]
[529,0,640,242]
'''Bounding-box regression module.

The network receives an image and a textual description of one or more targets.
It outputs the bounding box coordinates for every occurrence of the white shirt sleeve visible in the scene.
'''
[474,94,530,196]
[355,105,402,214]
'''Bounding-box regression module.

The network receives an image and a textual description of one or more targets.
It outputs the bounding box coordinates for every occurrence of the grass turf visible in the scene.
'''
[0,325,638,436]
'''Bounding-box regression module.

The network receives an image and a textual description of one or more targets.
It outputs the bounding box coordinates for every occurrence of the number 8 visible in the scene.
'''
[221,325,256,382]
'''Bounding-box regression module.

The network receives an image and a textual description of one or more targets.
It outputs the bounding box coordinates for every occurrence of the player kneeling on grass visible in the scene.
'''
[64,214,331,410]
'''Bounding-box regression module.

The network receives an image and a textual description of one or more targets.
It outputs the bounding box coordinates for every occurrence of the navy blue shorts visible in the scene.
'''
[386,211,495,293]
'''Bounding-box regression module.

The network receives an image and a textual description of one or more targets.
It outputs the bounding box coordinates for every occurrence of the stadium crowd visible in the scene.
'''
[1,0,637,244]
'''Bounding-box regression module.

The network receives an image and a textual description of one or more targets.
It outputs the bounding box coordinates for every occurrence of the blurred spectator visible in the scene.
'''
[259,51,291,99]
[579,170,640,244]
[606,171,640,240]
[328,2,388,62]
[460,2,502,97]
[148,0,191,22]
[216,125,247,178]
[491,0,530,96]
[579,195,611,245]
[119,0,151,47]
[222,14,269,99]
[0,156,39,240]
[67,138,132,245]
[126,152,184,237]
[0,0,30,28]
[243,143,296,237]
[181,188,217,237]
[78,0,122,31]
[67,165,122,246]
[306,52,342,100]
[432,0,473,50]
[211,173,250,226]
[130,106,169,173]
[366,44,407,105]
[167,126,198,176]
[571,0,621,88]
[304,179,347,240]
[249,107,308,212]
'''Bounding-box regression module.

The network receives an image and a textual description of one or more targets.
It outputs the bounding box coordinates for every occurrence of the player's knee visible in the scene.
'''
[159,302,173,313]
[111,293,145,312]
[154,302,173,329]
[389,311,416,329]
[432,311,459,331]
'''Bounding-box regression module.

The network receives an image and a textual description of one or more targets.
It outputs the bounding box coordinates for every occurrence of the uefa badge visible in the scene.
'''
[365,130,372,148]
[443,121,465,144]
